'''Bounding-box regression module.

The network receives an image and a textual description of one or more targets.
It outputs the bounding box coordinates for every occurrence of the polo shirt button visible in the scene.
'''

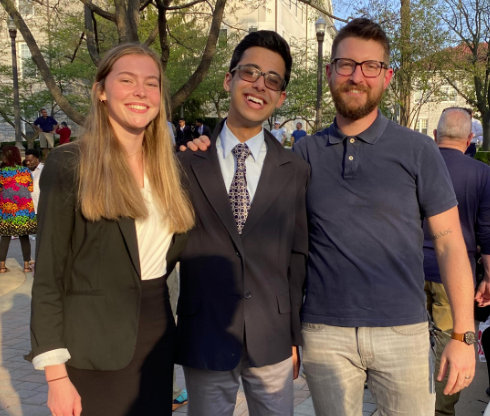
[348,156,354,161]
[350,138,355,143]
[244,291,252,299]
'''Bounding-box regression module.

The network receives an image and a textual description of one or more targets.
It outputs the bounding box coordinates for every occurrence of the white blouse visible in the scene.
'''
[32,177,173,370]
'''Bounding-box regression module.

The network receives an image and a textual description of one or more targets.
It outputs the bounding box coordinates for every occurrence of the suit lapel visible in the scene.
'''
[241,132,294,239]
[190,121,244,252]
[117,217,141,280]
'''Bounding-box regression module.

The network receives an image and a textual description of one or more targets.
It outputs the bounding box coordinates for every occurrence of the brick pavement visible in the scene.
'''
[0,239,378,415]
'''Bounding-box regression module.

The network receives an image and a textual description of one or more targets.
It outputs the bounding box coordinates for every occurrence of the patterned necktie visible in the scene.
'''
[229,143,252,234]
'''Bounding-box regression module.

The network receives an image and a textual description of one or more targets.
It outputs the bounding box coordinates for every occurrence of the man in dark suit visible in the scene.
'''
[175,118,193,149]
[177,31,309,416]
[193,118,212,139]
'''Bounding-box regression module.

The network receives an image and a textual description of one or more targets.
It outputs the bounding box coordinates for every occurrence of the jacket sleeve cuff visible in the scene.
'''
[32,348,71,370]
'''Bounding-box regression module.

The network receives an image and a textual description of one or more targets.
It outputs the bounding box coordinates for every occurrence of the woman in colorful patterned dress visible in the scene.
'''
[0,145,36,273]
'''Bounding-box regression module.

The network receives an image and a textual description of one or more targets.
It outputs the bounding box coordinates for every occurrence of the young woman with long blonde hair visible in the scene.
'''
[28,43,194,416]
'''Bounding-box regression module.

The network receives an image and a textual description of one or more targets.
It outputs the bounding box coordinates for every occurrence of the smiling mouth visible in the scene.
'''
[246,95,265,106]
[126,104,149,110]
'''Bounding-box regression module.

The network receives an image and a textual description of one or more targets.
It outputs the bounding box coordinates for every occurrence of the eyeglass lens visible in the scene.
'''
[237,66,284,91]
[334,59,383,77]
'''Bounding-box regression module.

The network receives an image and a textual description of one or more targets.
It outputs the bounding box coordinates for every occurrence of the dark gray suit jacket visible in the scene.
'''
[176,120,309,371]
[28,144,187,370]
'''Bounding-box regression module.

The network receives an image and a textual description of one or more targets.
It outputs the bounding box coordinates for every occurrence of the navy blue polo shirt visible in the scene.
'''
[423,148,490,285]
[293,111,457,327]
[34,116,57,132]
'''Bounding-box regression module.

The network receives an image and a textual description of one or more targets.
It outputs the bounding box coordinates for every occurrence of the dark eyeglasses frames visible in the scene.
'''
[331,58,388,78]
[230,65,286,91]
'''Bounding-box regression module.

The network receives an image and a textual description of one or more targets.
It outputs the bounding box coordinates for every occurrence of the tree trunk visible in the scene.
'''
[397,0,411,127]
[170,0,227,110]
[482,110,490,151]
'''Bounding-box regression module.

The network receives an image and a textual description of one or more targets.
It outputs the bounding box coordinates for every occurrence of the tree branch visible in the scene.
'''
[163,0,206,10]
[171,0,227,110]
[297,0,351,23]
[78,0,115,21]
[143,24,159,47]
[84,5,100,66]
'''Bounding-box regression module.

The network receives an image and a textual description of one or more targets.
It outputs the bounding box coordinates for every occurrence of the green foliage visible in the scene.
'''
[475,151,490,166]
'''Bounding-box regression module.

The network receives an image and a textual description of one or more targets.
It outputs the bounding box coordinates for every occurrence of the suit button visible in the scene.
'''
[235,252,241,257]
[244,291,252,299]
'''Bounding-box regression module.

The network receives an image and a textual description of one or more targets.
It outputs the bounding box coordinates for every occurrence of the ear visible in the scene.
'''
[93,82,106,102]
[275,90,287,109]
[433,129,438,143]
[326,63,333,82]
[383,67,394,90]
[223,72,233,92]
[467,132,474,148]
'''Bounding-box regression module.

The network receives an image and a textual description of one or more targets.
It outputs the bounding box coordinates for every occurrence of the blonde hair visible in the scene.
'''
[78,43,194,233]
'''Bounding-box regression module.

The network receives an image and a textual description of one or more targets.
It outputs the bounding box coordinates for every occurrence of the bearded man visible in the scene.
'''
[292,18,476,416]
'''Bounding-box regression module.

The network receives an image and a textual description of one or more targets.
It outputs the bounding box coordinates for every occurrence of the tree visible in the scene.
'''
[435,0,490,150]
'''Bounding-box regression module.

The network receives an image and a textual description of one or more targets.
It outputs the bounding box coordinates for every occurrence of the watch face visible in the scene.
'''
[464,332,476,345]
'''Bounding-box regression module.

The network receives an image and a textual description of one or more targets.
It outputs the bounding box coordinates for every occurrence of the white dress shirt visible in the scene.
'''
[30,163,44,214]
[32,177,173,370]
[216,122,267,202]
[472,118,483,144]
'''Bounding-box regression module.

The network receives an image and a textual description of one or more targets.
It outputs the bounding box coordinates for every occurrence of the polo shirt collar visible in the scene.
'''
[220,121,264,162]
[327,109,389,145]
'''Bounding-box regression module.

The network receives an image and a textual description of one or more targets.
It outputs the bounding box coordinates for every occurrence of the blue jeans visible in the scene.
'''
[302,322,435,416]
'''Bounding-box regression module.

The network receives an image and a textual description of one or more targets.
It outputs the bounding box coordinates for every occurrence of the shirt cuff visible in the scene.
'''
[32,348,71,370]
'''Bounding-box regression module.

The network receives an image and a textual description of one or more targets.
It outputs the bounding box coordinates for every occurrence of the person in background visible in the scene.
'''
[270,120,286,145]
[55,122,71,145]
[33,108,57,160]
[28,43,194,416]
[24,149,44,215]
[0,145,36,273]
[465,110,483,157]
[176,118,193,150]
[193,118,212,139]
[290,122,307,146]
[424,107,490,416]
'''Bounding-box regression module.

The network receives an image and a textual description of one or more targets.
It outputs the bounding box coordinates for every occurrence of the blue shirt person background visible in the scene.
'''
[34,109,57,132]
[291,122,306,145]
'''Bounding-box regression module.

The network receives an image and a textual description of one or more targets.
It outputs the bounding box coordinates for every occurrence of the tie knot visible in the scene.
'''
[232,143,252,161]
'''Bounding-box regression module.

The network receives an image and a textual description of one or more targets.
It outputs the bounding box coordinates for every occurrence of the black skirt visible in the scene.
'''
[67,276,175,416]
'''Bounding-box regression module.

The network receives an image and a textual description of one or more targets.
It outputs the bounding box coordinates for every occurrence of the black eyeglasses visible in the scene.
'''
[230,65,286,91]
[331,58,388,78]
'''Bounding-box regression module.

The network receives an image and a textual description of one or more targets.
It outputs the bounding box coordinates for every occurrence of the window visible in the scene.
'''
[414,119,428,135]
[248,27,258,33]
[18,42,32,78]
[218,28,227,47]
[441,85,457,102]
[17,0,34,16]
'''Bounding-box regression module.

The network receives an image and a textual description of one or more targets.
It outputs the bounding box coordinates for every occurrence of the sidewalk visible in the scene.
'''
[0,239,486,415]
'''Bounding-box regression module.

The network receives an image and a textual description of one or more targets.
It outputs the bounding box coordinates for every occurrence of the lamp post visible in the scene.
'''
[315,16,326,133]
[8,18,23,153]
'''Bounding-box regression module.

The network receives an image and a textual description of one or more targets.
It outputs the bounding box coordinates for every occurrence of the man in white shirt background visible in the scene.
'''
[465,109,483,158]
[24,149,44,214]
[270,120,286,145]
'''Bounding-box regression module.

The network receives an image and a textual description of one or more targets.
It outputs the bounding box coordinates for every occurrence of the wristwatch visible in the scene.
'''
[451,331,477,345]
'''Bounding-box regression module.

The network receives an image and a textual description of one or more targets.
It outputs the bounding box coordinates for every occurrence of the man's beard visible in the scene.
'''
[330,83,383,121]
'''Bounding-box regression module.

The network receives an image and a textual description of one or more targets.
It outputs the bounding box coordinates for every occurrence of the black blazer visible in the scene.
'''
[176,125,193,148]
[192,124,212,139]
[176,120,309,371]
[28,144,187,370]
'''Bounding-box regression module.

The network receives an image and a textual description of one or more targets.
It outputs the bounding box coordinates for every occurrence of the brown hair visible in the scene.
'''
[331,18,391,64]
[1,145,21,167]
[78,43,194,233]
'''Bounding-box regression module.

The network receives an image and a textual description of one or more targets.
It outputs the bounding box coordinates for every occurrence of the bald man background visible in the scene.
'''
[423,108,490,416]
